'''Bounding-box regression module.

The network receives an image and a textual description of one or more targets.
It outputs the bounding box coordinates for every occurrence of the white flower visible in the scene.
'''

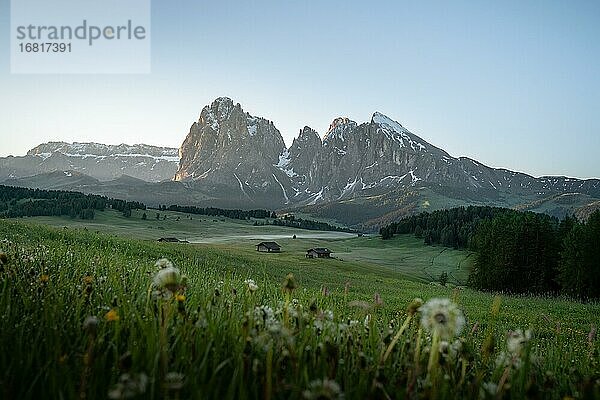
[506,329,532,356]
[479,381,498,398]
[244,279,258,292]
[153,266,181,293]
[108,373,148,399]
[154,258,173,270]
[419,298,465,340]
[302,378,343,399]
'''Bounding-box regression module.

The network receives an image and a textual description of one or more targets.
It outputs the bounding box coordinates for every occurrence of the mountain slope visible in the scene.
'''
[0,142,178,182]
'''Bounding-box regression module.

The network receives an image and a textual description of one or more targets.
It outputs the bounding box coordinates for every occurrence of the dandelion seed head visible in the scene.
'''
[419,298,465,340]
[83,316,99,336]
[302,378,343,399]
[154,258,173,270]
[153,266,181,293]
[506,329,531,356]
[282,273,298,293]
[108,373,148,399]
[244,279,258,292]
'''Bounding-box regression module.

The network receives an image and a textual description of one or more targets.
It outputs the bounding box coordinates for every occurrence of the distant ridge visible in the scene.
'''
[2,97,599,229]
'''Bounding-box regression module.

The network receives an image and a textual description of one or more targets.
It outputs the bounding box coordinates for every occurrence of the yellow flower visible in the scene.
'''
[40,274,50,283]
[175,294,185,302]
[105,309,120,322]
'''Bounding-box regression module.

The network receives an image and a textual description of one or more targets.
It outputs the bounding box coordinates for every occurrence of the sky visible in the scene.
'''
[0,0,599,178]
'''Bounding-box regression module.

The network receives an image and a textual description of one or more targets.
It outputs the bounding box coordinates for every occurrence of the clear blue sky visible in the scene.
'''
[0,0,599,178]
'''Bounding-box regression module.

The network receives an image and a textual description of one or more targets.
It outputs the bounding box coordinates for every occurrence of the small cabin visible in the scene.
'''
[306,248,332,259]
[256,241,281,253]
[157,237,189,243]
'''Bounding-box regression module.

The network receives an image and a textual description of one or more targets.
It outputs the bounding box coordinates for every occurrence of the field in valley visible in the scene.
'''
[27,209,472,285]
[0,212,598,399]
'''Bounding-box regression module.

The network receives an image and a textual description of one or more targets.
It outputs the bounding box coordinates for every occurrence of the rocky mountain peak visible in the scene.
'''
[328,117,356,132]
[324,117,357,143]
[174,97,288,206]
[297,126,321,144]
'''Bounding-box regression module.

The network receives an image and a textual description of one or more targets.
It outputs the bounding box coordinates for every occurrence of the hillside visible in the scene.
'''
[0,218,598,399]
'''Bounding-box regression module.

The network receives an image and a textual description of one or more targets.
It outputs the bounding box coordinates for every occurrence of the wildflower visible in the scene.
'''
[105,309,120,322]
[175,294,185,302]
[153,266,182,293]
[407,298,423,315]
[244,279,258,292]
[506,329,531,356]
[479,382,498,398]
[108,373,148,399]
[83,316,99,336]
[163,372,185,391]
[302,378,343,399]
[419,298,465,340]
[40,274,50,283]
[282,273,298,293]
[154,258,173,269]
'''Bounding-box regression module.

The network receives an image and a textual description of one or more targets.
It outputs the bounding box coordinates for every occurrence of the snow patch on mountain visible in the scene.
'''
[274,149,298,177]
[372,112,426,151]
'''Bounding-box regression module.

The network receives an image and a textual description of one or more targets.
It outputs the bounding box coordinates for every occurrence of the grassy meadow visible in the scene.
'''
[25,209,471,285]
[0,213,599,399]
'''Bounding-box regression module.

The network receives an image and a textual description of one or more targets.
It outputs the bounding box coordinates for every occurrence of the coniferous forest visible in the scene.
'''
[164,204,276,220]
[0,185,146,219]
[380,206,600,299]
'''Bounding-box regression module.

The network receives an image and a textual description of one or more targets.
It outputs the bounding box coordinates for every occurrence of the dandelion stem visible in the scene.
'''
[265,344,273,400]
[427,329,440,378]
[382,313,412,364]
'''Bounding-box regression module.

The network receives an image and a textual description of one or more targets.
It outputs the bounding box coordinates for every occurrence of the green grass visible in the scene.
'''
[26,209,472,285]
[0,218,599,399]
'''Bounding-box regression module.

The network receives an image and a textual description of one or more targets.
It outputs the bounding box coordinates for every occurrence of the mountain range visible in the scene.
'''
[0,142,178,182]
[2,97,599,230]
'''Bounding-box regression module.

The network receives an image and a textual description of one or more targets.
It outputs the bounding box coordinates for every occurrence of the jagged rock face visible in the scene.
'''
[279,127,322,195]
[174,97,289,206]
[175,98,600,209]
[275,112,600,206]
[0,142,178,182]
[295,114,457,202]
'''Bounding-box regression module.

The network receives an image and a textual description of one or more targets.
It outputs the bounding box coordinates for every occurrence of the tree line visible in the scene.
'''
[163,204,276,220]
[0,185,146,220]
[265,214,356,233]
[379,206,511,248]
[380,206,600,299]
